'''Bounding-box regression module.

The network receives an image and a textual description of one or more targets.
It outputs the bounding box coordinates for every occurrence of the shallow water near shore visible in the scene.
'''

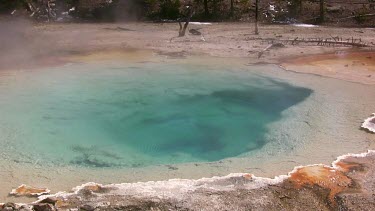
[0,55,374,202]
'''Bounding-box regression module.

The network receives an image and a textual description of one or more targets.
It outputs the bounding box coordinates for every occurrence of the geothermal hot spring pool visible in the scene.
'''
[0,55,374,200]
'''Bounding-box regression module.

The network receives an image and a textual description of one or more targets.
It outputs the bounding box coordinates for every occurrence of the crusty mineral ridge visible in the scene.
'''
[19,150,373,211]
[362,113,375,133]
[9,184,50,197]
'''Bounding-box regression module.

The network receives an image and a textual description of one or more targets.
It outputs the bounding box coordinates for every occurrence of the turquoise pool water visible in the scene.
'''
[0,62,312,168]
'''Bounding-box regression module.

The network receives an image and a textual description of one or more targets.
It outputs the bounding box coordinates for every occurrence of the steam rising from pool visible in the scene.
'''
[0,63,312,168]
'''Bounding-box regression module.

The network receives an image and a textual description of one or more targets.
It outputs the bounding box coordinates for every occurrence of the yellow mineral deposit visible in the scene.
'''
[243,174,253,180]
[9,184,50,197]
[80,183,104,193]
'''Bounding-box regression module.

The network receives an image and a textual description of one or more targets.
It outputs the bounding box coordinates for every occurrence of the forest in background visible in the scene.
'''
[0,0,374,26]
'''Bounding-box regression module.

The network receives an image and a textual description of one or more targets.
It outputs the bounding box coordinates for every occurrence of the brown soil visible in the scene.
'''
[281,51,375,85]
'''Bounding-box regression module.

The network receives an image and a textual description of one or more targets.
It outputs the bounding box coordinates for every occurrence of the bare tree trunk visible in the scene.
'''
[204,0,209,17]
[178,6,194,37]
[320,0,325,23]
[291,0,302,17]
[25,0,37,14]
[255,0,259,35]
[178,21,189,37]
[213,0,218,18]
[230,0,234,17]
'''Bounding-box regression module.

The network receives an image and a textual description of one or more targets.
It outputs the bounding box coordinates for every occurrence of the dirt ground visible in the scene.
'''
[1,20,375,83]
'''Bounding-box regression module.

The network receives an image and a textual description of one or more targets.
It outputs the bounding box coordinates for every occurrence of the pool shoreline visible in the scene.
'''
[2,150,375,210]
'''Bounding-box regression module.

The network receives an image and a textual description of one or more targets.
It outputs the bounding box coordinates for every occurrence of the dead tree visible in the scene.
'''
[169,5,195,42]
[25,0,57,21]
[178,19,189,37]
[258,43,285,58]
[203,0,209,18]
[230,0,234,17]
[25,0,37,16]
[340,13,375,20]
[319,0,325,23]
[265,37,371,48]
[178,5,194,37]
[255,0,259,35]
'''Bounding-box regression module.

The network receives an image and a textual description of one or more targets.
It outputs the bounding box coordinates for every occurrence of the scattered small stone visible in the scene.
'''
[3,202,16,210]
[271,43,285,48]
[354,30,364,33]
[279,194,292,199]
[39,197,58,205]
[80,204,95,211]
[368,75,372,77]
[33,203,55,211]
[189,28,202,35]
[18,205,33,211]
[345,64,349,67]
[3,207,14,211]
